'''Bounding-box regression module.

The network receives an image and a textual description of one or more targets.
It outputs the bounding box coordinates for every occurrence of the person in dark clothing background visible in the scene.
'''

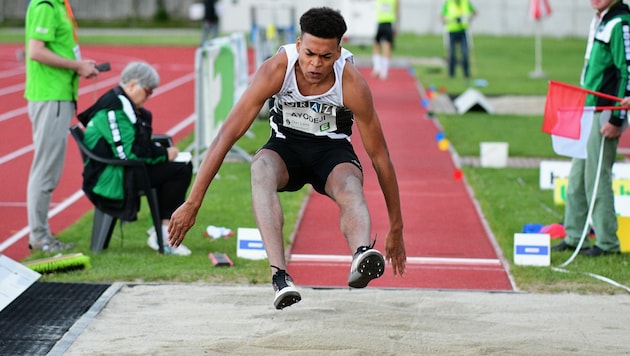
[201,0,220,45]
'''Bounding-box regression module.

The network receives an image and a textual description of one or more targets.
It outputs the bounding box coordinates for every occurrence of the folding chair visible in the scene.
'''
[69,124,166,254]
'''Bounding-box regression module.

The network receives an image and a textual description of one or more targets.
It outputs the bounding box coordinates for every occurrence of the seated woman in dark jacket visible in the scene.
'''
[79,61,193,256]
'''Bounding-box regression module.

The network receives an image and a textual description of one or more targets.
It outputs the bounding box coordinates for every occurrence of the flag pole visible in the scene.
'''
[550,80,624,102]
[593,106,629,111]
[542,80,629,138]
[529,19,546,78]
[558,106,629,111]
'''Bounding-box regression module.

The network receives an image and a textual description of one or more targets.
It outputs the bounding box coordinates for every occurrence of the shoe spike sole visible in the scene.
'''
[348,254,385,288]
[274,292,301,310]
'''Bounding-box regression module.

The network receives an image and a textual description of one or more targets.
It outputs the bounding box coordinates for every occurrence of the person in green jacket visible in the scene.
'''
[79,61,193,256]
[552,0,630,257]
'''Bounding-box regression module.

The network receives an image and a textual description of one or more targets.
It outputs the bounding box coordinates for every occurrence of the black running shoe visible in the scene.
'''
[348,245,385,288]
[272,269,301,310]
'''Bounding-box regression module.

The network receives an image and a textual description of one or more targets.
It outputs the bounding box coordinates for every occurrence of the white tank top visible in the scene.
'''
[269,44,355,141]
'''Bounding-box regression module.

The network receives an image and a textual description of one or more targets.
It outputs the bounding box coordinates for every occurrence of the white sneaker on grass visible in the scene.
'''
[147,231,191,256]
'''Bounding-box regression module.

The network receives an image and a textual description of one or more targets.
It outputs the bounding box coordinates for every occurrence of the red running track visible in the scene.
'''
[0,44,198,261]
[287,68,516,291]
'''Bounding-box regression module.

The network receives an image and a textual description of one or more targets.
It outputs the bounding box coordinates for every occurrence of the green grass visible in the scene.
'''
[438,113,556,157]
[18,31,630,294]
[435,103,630,293]
[462,168,630,294]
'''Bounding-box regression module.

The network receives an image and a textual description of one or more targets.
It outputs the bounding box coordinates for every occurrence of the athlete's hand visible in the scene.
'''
[168,202,198,247]
[385,230,406,276]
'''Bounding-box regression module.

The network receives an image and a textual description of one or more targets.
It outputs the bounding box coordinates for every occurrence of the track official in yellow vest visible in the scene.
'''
[441,0,477,78]
[372,0,398,80]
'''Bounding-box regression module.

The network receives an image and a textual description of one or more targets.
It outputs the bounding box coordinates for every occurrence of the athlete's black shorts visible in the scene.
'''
[261,137,363,195]
[375,22,394,45]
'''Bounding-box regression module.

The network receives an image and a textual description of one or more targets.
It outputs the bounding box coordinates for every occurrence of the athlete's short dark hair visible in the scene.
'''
[299,7,347,44]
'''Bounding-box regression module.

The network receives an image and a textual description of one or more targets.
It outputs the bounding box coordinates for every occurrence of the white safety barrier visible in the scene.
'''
[191,32,250,171]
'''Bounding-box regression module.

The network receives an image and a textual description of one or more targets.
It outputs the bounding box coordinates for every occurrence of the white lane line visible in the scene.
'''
[0,190,84,252]
[290,254,502,266]
[0,106,28,123]
[0,144,33,165]
[0,67,25,79]
[166,113,196,137]
[153,72,195,94]
[0,82,25,96]
[0,202,27,207]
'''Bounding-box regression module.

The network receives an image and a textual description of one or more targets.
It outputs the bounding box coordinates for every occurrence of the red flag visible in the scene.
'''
[530,0,552,20]
[543,81,587,139]
[542,80,624,139]
[551,109,593,158]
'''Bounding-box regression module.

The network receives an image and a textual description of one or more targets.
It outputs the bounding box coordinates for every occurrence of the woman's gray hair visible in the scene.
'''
[119,61,160,89]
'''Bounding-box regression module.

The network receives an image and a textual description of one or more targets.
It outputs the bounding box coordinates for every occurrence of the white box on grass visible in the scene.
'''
[514,233,550,266]
[236,228,267,260]
[480,142,508,168]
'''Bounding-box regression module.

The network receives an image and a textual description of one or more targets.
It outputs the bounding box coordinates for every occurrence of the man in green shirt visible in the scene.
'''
[552,0,630,257]
[25,0,99,252]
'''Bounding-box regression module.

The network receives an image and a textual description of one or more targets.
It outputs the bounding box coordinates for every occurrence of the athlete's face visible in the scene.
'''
[590,0,617,13]
[295,33,341,84]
